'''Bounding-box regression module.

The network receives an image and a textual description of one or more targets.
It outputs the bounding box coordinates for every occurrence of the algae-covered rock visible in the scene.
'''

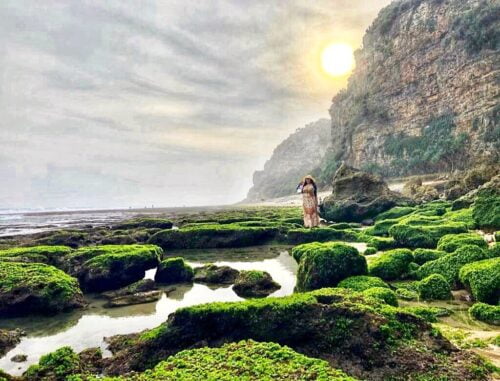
[362,287,398,306]
[114,217,174,230]
[148,224,278,249]
[102,279,162,308]
[368,249,414,280]
[469,303,500,326]
[100,288,489,380]
[459,257,500,304]
[472,187,500,229]
[0,262,85,316]
[285,227,359,245]
[337,275,389,292]
[320,164,413,222]
[295,243,367,291]
[232,270,280,298]
[0,246,72,268]
[418,274,452,300]
[413,248,446,265]
[436,233,487,253]
[35,230,90,248]
[193,264,239,284]
[0,329,25,357]
[388,222,467,248]
[66,245,162,292]
[88,340,358,381]
[416,245,493,288]
[155,257,194,284]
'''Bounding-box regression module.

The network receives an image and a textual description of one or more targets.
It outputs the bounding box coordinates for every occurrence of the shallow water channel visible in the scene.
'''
[0,246,298,375]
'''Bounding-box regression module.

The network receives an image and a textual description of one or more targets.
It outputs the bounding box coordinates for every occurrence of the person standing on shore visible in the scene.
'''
[297,175,320,228]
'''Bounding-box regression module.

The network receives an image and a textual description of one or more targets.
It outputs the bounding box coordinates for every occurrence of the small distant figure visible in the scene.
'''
[297,175,320,228]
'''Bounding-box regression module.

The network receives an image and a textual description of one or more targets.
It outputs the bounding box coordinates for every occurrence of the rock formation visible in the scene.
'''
[320,163,413,222]
[246,119,331,201]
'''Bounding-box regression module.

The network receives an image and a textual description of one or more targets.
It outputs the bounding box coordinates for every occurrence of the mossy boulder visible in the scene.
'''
[295,243,367,291]
[388,223,467,248]
[232,270,280,298]
[368,249,414,280]
[371,218,400,236]
[364,247,378,255]
[0,262,85,316]
[24,346,102,381]
[375,206,416,221]
[102,279,162,308]
[362,287,398,306]
[35,230,90,248]
[66,245,162,292]
[79,341,358,381]
[413,248,446,265]
[337,275,389,292]
[155,257,194,284]
[469,303,500,326]
[472,187,500,229]
[416,245,493,288]
[193,264,239,284]
[395,288,418,301]
[436,233,487,253]
[285,227,359,245]
[114,218,173,230]
[100,288,489,380]
[418,274,452,300]
[148,224,278,249]
[0,246,72,268]
[459,257,500,304]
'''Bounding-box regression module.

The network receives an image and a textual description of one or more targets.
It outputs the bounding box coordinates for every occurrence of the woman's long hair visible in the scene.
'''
[301,175,317,197]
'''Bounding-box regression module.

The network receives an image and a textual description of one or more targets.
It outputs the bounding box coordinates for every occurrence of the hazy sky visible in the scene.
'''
[0,0,391,210]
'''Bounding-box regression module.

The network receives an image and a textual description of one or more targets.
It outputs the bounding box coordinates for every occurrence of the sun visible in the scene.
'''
[321,43,355,77]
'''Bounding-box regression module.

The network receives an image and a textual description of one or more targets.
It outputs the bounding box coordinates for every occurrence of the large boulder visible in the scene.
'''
[320,164,413,222]
[459,257,500,304]
[155,257,194,284]
[295,242,367,291]
[193,264,240,285]
[64,245,162,292]
[232,270,281,298]
[368,249,414,281]
[0,262,86,316]
[100,288,491,380]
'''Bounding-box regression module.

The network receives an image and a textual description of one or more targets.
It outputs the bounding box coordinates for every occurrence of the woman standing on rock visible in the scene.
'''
[297,175,320,228]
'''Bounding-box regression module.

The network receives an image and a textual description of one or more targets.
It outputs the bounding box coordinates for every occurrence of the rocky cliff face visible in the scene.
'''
[246,119,331,201]
[330,0,499,175]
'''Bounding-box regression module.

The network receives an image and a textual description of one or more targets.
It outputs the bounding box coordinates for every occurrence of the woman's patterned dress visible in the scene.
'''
[302,184,320,228]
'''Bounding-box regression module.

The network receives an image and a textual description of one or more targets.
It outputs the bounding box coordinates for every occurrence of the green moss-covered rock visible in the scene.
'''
[395,288,418,301]
[362,287,398,306]
[413,248,446,265]
[436,233,487,253]
[193,264,239,284]
[232,270,281,298]
[402,306,451,323]
[416,245,493,288]
[472,188,500,229]
[368,249,414,280]
[35,230,90,248]
[295,243,367,291]
[375,206,416,221]
[388,223,467,248]
[337,275,389,292]
[361,235,398,250]
[148,224,278,249]
[66,245,162,292]
[114,218,173,230]
[0,246,72,268]
[100,288,489,380]
[0,262,85,316]
[364,246,378,255]
[442,208,477,229]
[24,346,102,381]
[469,303,500,326]
[155,257,193,284]
[284,227,360,245]
[418,274,452,300]
[459,257,500,304]
[371,219,400,236]
[81,340,357,381]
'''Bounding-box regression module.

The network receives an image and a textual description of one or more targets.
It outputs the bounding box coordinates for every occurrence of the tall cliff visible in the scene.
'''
[247,0,499,200]
[329,0,499,176]
[246,119,331,201]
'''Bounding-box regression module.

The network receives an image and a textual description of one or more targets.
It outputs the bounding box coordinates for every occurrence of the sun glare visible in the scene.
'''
[321,43,355,77]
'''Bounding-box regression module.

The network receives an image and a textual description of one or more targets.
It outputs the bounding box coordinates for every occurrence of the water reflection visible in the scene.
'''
[0,247,297,375]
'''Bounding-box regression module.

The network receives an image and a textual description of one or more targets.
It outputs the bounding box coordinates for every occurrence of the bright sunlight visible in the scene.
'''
[321,43,355,77]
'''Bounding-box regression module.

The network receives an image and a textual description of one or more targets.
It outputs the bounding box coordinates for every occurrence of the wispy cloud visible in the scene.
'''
[0,0,391,209]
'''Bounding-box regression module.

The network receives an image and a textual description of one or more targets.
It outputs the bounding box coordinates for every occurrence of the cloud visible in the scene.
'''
[0,0,391,209]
